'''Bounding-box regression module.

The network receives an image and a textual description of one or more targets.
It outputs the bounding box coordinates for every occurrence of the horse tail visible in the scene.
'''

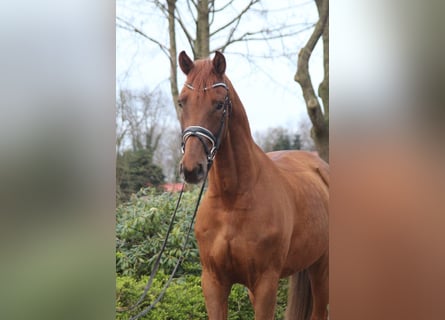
[285,270,312,320]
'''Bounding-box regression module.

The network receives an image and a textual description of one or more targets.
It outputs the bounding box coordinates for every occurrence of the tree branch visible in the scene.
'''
[212,0,236,13]
[218,17,241,53]
[209,0,216,26]
[186,0,198,22]
[214,24,314,53]
[209,0,259,37]
[294,0,328,133]
[116,16,170,58]
[315,0,329,116]
[189,0,198,9]
[167,0,181,120]
[153,1,195,53]
[174,6,196,55]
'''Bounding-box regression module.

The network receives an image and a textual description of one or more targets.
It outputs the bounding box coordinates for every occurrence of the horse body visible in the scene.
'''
[178,51,328,320]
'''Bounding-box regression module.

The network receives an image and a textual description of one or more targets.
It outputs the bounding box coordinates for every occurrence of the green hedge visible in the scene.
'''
[116,187,201,278]
[117,274,288,319]
[116,274,206,320]
[116,188,288,319]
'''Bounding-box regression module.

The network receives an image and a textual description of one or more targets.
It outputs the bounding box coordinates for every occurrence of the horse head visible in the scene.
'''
[178,51,231,184]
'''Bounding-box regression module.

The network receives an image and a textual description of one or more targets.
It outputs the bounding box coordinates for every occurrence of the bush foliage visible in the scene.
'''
[116,187,288,319]
[116,148,165,203]
[116,187,201,278]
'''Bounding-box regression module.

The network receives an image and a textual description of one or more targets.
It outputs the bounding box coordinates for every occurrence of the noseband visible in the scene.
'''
[181,82,231,167]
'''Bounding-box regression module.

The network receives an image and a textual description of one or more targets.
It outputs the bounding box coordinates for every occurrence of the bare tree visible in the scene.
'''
[116,87,181,181]
[166,0,180,119]
[116,89,130,155]
[115,88,172,154]
[117,0,312,120]
[253,121,314,153]
[153,126,182,182]
[295,0,329,162]
[297,117,316,151]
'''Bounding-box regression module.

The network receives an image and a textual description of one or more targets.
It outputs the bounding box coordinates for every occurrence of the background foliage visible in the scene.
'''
[116,149,165,204]
[116,187,289,319]
[116,187,200,278]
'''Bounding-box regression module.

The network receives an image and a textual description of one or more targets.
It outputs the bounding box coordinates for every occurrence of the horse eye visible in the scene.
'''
[178,100,184,108]
[216,102,224,110]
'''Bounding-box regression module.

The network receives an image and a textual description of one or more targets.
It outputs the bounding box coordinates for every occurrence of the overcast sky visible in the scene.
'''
[116,0,324,134]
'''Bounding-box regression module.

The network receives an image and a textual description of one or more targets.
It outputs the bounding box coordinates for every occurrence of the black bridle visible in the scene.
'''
[181,82,231,168]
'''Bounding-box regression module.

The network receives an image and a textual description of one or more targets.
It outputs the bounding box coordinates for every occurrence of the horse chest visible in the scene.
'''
[195,213,246,264]
[195,207,284,283]
[197,230,257,283]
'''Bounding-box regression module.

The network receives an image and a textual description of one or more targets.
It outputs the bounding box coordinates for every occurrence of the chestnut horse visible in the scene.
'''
[178,51,329,320]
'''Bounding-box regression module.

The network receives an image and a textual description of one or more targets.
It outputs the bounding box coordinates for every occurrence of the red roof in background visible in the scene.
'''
[162,183,183,192]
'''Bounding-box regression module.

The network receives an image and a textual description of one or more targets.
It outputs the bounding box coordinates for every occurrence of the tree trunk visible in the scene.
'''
[311,124,329,163]
[167,0,181,121]
[315,0,329,117]
[166,0,210,119]
[295,0,329,162]
[194,0,210,59]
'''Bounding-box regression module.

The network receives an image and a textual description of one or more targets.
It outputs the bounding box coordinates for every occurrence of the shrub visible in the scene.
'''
[116,187,201,278]
[116,149,165,203]
[116,274,206,320]
[116,274,288,320]
[116,187,289,319]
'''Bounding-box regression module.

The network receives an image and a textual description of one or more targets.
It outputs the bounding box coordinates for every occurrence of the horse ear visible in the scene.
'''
[212,51,226,76]
[179,51,194,75]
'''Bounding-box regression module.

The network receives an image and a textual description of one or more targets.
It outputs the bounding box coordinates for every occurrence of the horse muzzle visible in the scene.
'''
[180,160,207,184]
[180,126,215,184]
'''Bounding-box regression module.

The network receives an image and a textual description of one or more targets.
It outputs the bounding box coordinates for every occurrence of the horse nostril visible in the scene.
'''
[182,163,205,184]
[197,163,204,176]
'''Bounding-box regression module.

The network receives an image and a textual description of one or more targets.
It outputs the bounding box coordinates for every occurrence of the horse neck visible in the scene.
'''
[208,86,260,195]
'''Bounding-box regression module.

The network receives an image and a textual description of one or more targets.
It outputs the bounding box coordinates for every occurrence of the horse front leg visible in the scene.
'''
[201,269,231,320]
[250,272,280,320]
